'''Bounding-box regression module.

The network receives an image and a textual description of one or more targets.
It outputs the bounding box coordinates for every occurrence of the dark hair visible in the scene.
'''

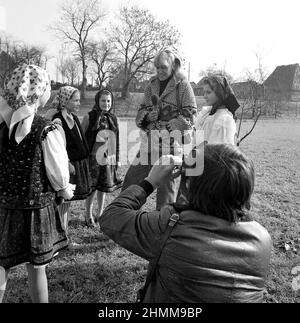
[202,76,240,116]
[202,77,224,105]
[187,144,254,222]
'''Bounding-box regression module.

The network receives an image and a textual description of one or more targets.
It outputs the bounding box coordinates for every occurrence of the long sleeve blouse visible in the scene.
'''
[41,125,70,191]
[194,106,236,146]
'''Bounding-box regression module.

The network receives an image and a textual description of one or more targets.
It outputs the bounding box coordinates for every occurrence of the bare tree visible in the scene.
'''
[56,46,68,83]
[49,0,106,98]
[199,63,235,84]
[0,33,46,89]
[110,5,180,99]
[236,52,267,145]
[65,58,79,86]
[87,40,119,90]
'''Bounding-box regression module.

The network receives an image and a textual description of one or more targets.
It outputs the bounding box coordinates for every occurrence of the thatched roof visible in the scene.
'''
[264,63,300,94]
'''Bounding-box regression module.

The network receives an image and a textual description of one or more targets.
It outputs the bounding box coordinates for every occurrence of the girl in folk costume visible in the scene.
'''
[82,89,122,227]
[0,64,74,303]
[51,86,92,232]
[194,75,239,145]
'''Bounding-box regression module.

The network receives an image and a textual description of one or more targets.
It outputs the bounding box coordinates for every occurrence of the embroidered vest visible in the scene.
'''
[53,112,89,162]
[0,115,55,209]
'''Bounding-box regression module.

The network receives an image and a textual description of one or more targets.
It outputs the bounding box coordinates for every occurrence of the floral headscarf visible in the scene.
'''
[51,86,79,111]
[0,64,51,143]
[203,75,240,116]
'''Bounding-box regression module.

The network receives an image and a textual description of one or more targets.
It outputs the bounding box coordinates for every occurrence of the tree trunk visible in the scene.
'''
[81,60,87,99]
[121,82,130,99]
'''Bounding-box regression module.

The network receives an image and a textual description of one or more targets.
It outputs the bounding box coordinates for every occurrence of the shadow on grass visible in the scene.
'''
[4,254,147,303]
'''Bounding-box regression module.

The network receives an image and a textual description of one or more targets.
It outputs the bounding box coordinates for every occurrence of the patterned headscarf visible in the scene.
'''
[203,76,240,117]
[0,64,51,143]
[51,86,79,111]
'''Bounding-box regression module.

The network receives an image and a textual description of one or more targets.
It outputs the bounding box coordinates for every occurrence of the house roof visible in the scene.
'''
[231,80,261,91]
[194,77,207,88]
[264,63,300,93]
[231,81,263,99]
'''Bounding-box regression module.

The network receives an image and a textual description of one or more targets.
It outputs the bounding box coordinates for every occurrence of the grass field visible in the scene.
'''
[3,100,300,303]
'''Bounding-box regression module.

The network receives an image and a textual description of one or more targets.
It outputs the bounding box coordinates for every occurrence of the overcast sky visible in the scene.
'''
[1,0,300,82]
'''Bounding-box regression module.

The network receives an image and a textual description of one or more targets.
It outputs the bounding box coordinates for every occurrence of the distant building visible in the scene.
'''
[231,81,263,100]
[192,77,206,96]
[264,63,300,101]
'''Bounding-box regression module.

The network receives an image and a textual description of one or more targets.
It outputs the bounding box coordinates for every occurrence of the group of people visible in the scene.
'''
[45,85,122,230]
[0,66,122,302]
[0,48,272,303]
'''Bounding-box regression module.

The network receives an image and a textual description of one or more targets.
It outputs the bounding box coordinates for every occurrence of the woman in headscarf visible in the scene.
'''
[81,89,122,227]
[176,75,240,205]
[194,75,239,145]
[51,86,92,233]
[122,49,197,211]
[0,64,74,303]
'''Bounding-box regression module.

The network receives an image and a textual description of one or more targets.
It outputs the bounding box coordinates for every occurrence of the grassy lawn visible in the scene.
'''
[3,98,300,303]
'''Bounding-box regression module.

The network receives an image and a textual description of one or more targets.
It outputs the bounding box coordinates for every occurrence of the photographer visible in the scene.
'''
[100,144,272,303]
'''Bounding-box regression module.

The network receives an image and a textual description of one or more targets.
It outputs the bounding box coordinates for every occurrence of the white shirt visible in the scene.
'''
[41,125,70,191]
[194,106,236,146]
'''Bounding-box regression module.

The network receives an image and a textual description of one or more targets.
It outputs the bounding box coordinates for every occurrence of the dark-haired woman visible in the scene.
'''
[194,75,239,146]
[99,144,272,303]
[176,74,240,205]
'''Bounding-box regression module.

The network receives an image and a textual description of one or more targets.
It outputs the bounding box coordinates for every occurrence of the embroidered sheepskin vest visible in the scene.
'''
[0,115,55,209]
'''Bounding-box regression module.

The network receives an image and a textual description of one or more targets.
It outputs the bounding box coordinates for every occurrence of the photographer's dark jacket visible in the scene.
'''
[100,184,272,303]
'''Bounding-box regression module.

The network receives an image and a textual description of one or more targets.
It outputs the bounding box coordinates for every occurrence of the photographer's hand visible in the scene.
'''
[145,155,182,189]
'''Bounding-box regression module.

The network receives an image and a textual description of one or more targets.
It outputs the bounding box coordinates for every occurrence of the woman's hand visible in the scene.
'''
[68,162,76,175]
[57,184,76,201]
[146,155,182,189]
[147,110,158,122]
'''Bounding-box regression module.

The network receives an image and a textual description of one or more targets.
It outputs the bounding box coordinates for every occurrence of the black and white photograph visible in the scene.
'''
[0,0,299,308]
